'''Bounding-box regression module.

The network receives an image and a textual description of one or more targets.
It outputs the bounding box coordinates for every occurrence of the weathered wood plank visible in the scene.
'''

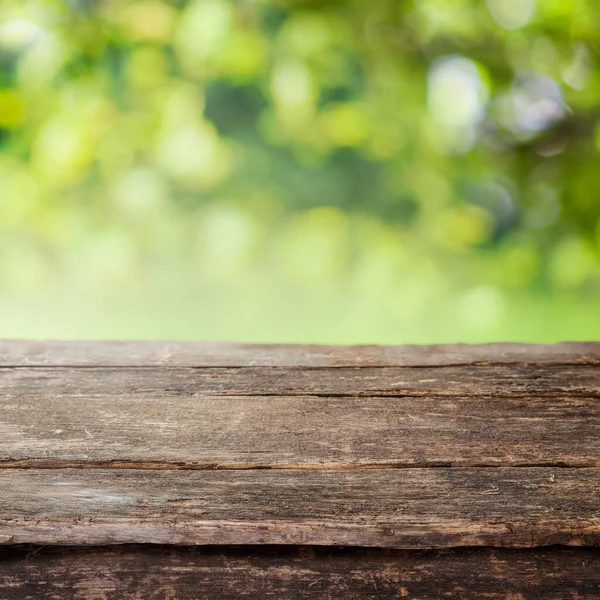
[1,467,599,548]
[1,365,598,397]
[1,372,598,467]
[1,545,599,599]
[1,340,598,367]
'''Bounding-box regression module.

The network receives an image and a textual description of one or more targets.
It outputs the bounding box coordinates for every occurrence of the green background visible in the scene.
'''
[0,0,598,343]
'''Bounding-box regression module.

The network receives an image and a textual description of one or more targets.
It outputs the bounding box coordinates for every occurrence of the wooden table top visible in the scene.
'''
[1,341,599,549]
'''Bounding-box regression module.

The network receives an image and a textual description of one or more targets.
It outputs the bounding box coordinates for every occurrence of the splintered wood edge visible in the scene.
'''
[0,341,599,367]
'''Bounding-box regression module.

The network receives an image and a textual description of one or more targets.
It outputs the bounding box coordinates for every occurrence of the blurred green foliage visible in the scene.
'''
[0,0,598,342]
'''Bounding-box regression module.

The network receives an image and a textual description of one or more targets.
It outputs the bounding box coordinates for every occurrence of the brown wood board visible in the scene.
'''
[1,340,599,367]
[1,467,599,548]
[1,378,598,469]
[1,545,599,599]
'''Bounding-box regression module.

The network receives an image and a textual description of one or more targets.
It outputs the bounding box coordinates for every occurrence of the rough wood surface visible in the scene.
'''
[1,467,599,548]
[1,545,599,599]
[1,340,599,367]
[1,364,598,397]
[1,370,598,468]
[1,341,599,561]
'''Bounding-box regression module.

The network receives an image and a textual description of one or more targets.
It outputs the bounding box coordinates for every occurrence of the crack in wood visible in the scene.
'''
[0,460,598,470]
[0,360,599,369]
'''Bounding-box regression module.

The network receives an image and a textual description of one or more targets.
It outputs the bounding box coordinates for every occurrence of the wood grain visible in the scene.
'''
[1,340,599,367]
[1,364,598,397]
[1,370,598,468]
[1,467,599,548]
[1,545,599,599]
